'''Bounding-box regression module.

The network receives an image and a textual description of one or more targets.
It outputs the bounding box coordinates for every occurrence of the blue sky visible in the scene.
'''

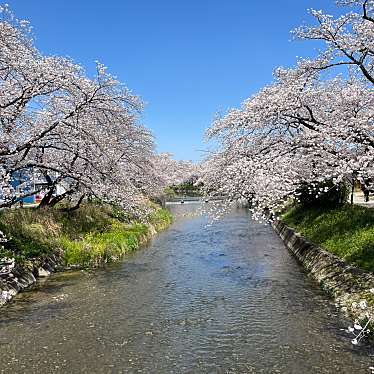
[8,0,341,161]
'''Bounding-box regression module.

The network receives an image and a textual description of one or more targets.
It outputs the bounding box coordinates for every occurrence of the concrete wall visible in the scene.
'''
[273,219,374,321]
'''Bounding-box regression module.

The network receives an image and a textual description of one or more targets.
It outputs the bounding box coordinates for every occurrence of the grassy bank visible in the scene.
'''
[282,204,374,272]
[0,202,172,268]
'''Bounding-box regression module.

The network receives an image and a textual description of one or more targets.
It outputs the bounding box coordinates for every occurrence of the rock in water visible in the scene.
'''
[37,267,50,277]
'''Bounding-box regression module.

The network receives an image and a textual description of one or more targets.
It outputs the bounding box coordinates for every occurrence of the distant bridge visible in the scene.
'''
[163,196,226,205]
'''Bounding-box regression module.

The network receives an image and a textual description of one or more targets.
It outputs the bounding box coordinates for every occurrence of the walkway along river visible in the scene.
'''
[0,204,373,373]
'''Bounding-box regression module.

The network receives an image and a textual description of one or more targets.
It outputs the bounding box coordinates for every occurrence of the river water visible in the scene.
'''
[0,204,373,373]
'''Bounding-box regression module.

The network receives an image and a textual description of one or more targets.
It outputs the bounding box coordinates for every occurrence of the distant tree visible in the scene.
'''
[152,153,200,191]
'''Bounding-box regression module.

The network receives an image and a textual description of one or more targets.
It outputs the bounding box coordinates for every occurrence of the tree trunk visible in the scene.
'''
[38,188,54,209]
[60,194,85,212]
[351,183,354,205]
[37,174,54,209]
[350,173,356,205]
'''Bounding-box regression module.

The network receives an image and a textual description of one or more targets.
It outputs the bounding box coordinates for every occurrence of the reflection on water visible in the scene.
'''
[0,204,373,373]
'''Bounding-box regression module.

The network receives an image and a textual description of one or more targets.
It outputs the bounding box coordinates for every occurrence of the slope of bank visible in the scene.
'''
[276,204,374,324]
[282,204,374,271]
[0,202,172,306]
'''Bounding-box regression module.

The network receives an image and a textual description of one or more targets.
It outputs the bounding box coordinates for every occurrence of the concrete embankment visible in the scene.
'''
[273,219,374,321]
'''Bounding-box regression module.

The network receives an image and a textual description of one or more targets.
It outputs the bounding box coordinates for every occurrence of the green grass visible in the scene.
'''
[147,202,173,231]
[282,204,374,271]
[0,202,172,267]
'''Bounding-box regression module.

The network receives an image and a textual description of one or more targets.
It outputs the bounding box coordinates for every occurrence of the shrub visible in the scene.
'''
[295,180,349,209]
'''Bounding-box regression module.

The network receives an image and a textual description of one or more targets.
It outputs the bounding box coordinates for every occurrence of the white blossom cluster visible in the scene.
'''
[347,297,372,345]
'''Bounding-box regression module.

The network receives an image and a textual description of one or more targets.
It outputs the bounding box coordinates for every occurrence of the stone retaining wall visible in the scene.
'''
[0,253,61,306]
[273,219,374,321]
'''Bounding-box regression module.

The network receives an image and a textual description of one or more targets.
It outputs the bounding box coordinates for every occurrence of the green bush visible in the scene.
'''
[295,180,349,209]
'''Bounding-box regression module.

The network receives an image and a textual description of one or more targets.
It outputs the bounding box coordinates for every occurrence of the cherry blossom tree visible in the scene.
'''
[0,6,166,214]
[203,48,373,217]
[152,152,199,190]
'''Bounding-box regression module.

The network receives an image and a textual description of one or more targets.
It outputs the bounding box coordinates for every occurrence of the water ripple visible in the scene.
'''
[0,205,373,373]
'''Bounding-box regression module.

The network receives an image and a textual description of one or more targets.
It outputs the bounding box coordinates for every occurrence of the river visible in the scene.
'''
[0,203,373,373]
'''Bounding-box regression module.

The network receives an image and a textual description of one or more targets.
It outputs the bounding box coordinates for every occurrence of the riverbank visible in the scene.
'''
[0,202,172,306]
[275,204,374,324]
[282,204,374,272]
